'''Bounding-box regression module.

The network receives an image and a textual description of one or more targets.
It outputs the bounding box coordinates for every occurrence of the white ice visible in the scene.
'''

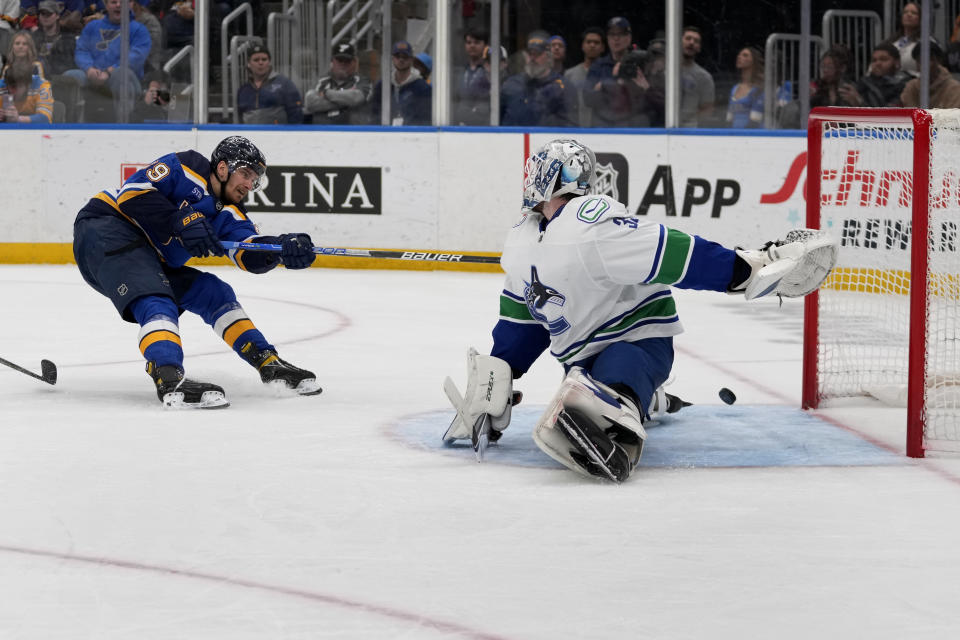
[2,264,960,639]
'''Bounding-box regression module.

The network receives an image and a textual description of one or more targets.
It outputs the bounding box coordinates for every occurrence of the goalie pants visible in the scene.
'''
[567,336,674,417]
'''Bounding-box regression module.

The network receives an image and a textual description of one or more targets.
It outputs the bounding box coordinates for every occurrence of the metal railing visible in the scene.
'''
[228,35,263,123]
[822,10,882,82]
[324,0,379,73]
[163,44,194,78]
[220,2,255,121]
[267,0,319,91]
[764,33,824,129]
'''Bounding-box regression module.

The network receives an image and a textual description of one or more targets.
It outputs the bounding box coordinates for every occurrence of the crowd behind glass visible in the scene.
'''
[0,1,955,127]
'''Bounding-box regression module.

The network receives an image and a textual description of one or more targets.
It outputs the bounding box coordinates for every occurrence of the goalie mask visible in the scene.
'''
[522,139,597,212]
[210,135,267,192]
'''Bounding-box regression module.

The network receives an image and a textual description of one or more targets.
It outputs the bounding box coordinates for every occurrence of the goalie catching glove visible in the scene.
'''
[443,348,521,461]
[729,229,838,300]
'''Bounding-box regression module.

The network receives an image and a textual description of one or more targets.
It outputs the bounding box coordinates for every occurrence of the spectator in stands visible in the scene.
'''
[882,2,922,77]
[809,46,857,109]
[368,40,431,126]
[564,26,604,127]
[839,43,909,108]
[644,37,667,126]
[453,28,488,125]
[500,33,570,127]
[901,40,960,108]
[31,0,79,120]
[0,0,17,57]
[948,14,960,74]
[483,43,508,78]
[584,45,656,128]
[548,35,565,75]
[0,55,54,123]
[31,0,76,75]
[586,16,633,85]
[679,26,715,128]
[19,0,83,33]
[162,1,194,52]
[131,0,162,73]
[236,43,303,124]
[454,43,506,126]
[414,52,432,84]
[130,68,173,122]
[65,0,150,121]
[304,41,370,125]
[726,46,764,128]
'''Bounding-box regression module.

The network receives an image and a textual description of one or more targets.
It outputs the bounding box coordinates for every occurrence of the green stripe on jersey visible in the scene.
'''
[650,229,693,284]
[500,294,533,321]
[557,295,678,363]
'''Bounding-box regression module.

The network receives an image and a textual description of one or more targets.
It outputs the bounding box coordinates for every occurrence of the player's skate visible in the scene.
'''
[533,367,646,483]
[146,362,229,409]
[647,387,691,420]
[241,343,322,395]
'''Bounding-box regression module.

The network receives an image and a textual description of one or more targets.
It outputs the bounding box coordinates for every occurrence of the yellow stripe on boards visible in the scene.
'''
[0,243,503,273]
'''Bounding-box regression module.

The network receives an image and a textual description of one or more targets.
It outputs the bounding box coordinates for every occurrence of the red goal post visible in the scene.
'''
[804,107,960,458]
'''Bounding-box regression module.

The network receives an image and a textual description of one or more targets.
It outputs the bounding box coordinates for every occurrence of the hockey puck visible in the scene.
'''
[719,387,737,405]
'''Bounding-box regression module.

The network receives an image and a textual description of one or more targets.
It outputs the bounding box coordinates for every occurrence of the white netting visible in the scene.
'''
[815,109,960,450]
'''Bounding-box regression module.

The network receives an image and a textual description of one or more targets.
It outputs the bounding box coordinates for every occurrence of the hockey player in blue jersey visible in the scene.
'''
[444,138,838,482]
[73,135,321,409]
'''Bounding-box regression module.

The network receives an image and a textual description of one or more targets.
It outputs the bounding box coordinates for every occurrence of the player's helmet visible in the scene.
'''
[522,139,597,211]
[210,135,267,191]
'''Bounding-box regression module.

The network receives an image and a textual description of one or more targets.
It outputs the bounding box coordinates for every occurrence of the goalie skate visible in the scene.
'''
[147,362,229,410]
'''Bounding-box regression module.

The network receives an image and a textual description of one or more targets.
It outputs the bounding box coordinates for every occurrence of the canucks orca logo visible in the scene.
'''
[523,266,570,335]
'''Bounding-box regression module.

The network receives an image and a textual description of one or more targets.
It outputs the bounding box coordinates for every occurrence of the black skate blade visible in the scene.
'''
[665,392,691,413]
[556,410,619,483]
[472,414,492,462]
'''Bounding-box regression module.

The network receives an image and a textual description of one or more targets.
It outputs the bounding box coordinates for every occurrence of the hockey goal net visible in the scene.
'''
[804,107,960,457]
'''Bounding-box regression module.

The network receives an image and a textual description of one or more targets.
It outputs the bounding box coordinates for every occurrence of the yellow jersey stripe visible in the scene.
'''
[182,164,209,192]
[117,189,154,205]
[93,192,122,213]
[138,330,183,354]
[223,319,256,348]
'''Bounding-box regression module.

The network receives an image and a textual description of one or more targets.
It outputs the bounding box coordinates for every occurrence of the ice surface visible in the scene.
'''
[2,265,960,639]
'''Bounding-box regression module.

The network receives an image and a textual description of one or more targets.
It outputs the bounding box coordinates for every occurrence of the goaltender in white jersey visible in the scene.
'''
[444,138,839,483]
[500,194,689,366]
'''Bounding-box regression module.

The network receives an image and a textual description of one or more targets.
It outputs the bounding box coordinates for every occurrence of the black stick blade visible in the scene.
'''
[40,359,57,385]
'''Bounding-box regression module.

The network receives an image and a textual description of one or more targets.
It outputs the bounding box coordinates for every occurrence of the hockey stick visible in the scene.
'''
[0,356,57,385]
[220,241,501,265]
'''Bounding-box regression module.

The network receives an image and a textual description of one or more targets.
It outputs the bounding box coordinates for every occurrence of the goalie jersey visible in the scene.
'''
[492,194,737,375]
[76,151,279,273]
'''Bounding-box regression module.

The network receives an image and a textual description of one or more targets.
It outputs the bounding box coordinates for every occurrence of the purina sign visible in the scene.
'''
[244,165,383,215]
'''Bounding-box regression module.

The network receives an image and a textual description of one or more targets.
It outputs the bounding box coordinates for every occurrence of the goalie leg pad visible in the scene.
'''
[731,229,838,300]
[532,367,646,483]
[443,348,514,444]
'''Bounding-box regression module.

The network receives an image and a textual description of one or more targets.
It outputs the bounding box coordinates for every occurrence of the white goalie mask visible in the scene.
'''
[522,139,597,211]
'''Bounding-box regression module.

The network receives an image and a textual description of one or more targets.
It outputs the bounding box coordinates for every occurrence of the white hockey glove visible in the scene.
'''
[730,229,838,300]
[442,348,518,461]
